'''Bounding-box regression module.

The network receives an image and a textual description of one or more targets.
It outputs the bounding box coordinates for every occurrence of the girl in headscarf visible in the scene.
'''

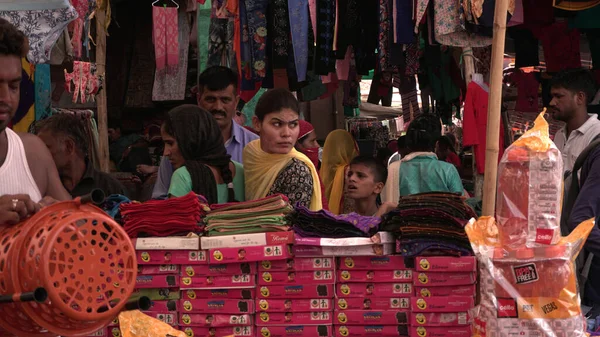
[295,120,329,210]
[162,105,245,204]
[243,89,322,210]
[320,130,359,214]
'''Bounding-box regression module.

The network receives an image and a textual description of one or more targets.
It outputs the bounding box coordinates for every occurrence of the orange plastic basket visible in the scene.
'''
[0,193,137,336]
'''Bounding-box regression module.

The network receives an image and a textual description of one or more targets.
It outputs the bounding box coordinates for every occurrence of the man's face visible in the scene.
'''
[37,130,70,174]
[197,85,239,130]
[108,127,121,142]
[549,87,582,122]
[345,163,383,200]
[0,55,22,133]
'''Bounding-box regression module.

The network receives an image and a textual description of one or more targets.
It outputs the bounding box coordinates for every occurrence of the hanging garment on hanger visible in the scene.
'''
[0,0,77,64]
[152,5,180,71]
[49,28,73,65]
[35,64,52,121]
[533,21,581,73]
[244,0,269,80]
[289,0,309,82]
[207,18,236,68]
[70,0,88,58]
[315,0,336,75]
[197,0,212,73]
[10,59,35,132]
[378,0,392,72]
[64,61,101,104]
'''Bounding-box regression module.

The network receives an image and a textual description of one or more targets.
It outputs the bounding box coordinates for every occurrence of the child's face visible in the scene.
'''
[345,163,383,199]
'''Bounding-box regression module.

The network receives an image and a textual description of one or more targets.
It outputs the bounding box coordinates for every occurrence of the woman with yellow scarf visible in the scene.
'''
[243,89,322,211]
[320,130,359,214]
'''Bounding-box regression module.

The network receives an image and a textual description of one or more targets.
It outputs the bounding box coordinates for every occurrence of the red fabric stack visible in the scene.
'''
[121,193,209,238]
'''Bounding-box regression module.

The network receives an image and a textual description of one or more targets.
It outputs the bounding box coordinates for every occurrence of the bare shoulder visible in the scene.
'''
[17,132,49,154]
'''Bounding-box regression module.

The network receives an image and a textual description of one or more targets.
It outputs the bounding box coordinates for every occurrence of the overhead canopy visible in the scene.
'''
[553,0,600,10]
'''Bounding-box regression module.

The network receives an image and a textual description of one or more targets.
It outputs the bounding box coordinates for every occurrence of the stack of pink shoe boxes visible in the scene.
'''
[334,255,413,337]
[177,232,295,337]
[256,257,336,337]
[409,256,477,337]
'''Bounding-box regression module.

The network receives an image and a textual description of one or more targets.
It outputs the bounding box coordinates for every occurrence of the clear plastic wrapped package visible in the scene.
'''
[466,216,594,337]
[496,111,563,249]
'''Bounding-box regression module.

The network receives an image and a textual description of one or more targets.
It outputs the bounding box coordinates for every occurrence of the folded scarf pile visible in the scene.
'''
[380,192,477,257]
[204,194,293,236]
[290,204,380,238]
[121,192,209,238]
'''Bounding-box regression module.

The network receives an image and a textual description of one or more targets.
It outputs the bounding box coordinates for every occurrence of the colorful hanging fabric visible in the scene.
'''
[34,64,52,121]
[70,0,88,58]
[197,0,212,73]
[315,0,336,75]
[270,0,291,70]
[378,0,391,71]
[244,0,269,80]
[288,0,309,82]
[64,61,101,104]
[10,59,35,132]
[152,6,180,71]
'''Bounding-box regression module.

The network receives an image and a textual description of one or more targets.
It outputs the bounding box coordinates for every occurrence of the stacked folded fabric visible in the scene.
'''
[380,193,477,257]
[204,194,293,236]
[121,193,209,238]
[290,205,380,238]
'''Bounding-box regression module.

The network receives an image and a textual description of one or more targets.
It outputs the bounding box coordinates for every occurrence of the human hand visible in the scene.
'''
[375,201,397,218]
[38,196,60,208]
[0,194,40,226]
[137,164,158,175]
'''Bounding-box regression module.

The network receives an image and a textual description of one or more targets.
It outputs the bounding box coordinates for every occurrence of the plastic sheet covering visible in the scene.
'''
[466,216,594,337]
[496,110,564,249]
[119,310,187,337]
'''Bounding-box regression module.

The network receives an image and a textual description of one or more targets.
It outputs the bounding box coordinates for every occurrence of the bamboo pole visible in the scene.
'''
[482,0,509,216]
[95,7,109,173]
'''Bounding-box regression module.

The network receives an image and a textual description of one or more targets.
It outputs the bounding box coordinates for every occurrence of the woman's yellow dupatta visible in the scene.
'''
[243,140,323,211]
[320,130,359,214]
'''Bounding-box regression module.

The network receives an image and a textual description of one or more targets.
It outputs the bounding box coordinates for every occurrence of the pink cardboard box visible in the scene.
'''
[409,326,471,337]
[141,311,178,326]
[259,271,335,285]
[259,257,335,271]
[137,250,208,265]
[334,325,409,337]
[181,326,254,337]
[411,297,474,313]
[257,311,333,325]
[209,245,292,264]
[135,275,179,288]
[336,297,411,311]
[84,328,106,337]
[182,263,257,277]
[146,300,179,312]
[414,285,476,298]
[182,288,255,300]
[106,327,120,337]
[415,256,476,273]
[257,298,332,312]
[179,313,253,327]
[410,312,471,326]
[334,310,408,325]
[201,231,294,249]
[180,274,256,289]
[138,264,180,275]
[257,325,333,337]
[336,283,413,297]
[180,299,254,314]
[338,269,412,283]
[337,256,408,270]
[131,288,180,301]
[293,244,394,257]
[258,284,334,299]
[413,272,476,287]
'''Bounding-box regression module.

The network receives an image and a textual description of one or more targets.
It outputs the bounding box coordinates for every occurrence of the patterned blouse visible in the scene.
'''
[268,158,314,208]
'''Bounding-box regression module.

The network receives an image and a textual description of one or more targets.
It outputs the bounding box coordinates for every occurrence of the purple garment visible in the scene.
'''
[152,122,258,198]
[291,204,381,238]
[395,0,414,44]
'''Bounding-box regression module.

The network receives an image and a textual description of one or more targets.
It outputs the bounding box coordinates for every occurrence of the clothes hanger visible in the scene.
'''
[151,0,179,8]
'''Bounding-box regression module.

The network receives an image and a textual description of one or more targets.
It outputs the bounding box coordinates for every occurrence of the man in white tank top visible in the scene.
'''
[0,19,71,226]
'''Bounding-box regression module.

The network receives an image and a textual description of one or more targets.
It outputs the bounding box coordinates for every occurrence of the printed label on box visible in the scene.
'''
[180,274,255,289]
[179,299,255,314]
[337,256,407,270]
[257,325,333,337]
[259,271,335,285]
[182,288,255,300]
[256,299,332,312]
[134,236,200,250]
[131,288,181,301]
[182,326,254,337]
[293,244,394,257]
[135,275,180,289]
[142,311,177,326]
[336,297,410,311]
[182,263,257,277]
[179,313,253,327]
[337,270,412,283]
[411,312,471,326]
[209,245,291,264]
[137,250,207,265]
[258,284,333,299]
[138,264,180,275]
[413,272,477,286]
[259,258,334,271]
[415,256,476,272]
[411,297,475,313]
[146,300,179,312]
[201,232,294,249]
[334,325,408,337]
[334,310,408,325]
[336,283,413,297]
[257,312,332,325]
[409,325,472,337]
[414,285,476,298]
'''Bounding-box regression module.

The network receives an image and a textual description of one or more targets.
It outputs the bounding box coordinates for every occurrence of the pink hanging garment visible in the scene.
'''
[153,6,180,71]
[64,61,102,103]
[70,0,88,58]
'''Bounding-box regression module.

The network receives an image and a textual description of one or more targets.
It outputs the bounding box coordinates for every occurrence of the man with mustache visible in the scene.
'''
[0,19,71,226]
[152,66,258,198]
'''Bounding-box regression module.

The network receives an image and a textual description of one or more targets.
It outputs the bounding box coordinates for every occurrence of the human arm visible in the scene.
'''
[152,157,174,198]
[168,167,193,198]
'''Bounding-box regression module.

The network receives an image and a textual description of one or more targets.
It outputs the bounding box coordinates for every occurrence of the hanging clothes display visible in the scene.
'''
[0,0,78,64]
[35,64,52,121]
[197,0,212,73]
[152,4,180,71]
[289,0,309,82]
[64,61,102,104]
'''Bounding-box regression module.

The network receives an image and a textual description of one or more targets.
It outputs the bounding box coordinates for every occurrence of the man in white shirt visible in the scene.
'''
[551,69,600,173]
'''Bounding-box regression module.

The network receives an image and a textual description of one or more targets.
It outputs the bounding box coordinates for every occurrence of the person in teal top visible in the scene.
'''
[399,114,464,196]
[161,105,245,204]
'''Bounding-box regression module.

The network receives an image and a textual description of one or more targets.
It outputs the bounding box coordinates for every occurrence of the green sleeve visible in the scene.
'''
[168,167,193,197]
[233,161,246,202]
[446,165,465,195]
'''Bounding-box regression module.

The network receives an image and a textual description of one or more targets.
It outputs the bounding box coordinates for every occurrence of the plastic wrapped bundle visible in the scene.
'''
[466,216,593,337]
[496,111,563,249]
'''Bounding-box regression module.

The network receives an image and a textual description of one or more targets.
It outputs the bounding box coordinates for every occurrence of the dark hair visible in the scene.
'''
[397,136,407,149]
[437,135,456,153]
[108,119,121,130]
[550,68,597,104]
[36,114,89,157]
[163,105,234,203]
[350,155,388,184]
[254,88,300,121]
[406,114,441,152]
[375,148,393,166]
[198,66,238,93]
[0,18,27,58]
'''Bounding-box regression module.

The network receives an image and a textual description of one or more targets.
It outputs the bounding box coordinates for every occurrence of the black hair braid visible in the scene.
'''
[220,165,236,202]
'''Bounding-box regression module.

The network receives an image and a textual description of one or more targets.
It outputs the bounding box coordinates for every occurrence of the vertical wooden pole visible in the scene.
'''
[96,7,109,173]
[482,0,509,216]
